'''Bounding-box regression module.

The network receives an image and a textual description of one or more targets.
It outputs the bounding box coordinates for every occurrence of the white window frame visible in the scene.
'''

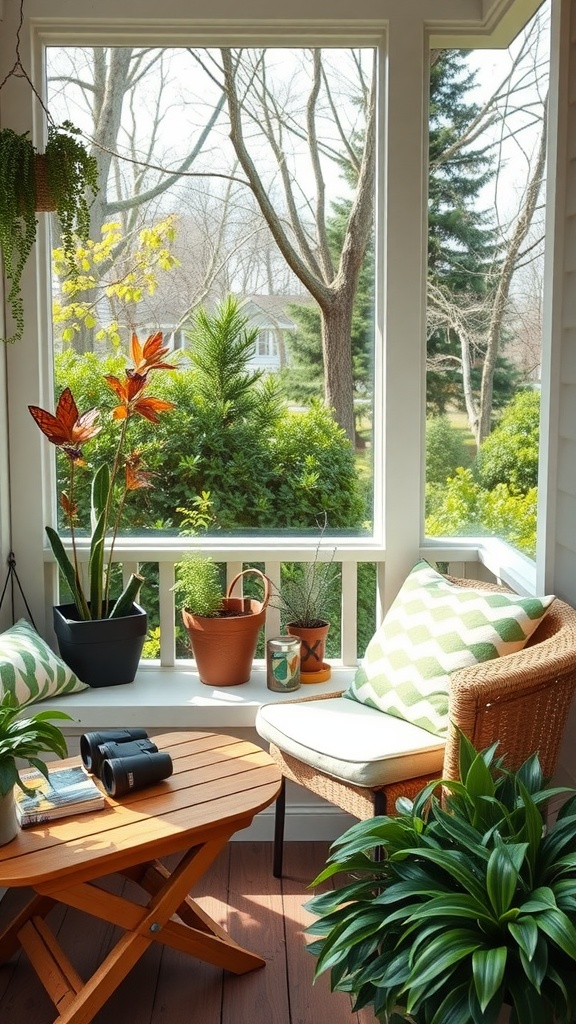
[0,0,554,647]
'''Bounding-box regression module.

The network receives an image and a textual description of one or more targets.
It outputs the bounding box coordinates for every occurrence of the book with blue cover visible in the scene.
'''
[15,765,105,827]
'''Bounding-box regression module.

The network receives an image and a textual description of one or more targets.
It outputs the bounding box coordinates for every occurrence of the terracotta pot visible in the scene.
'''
[287,621,330,673]
[183,569,271,686]
[0,789,18,846]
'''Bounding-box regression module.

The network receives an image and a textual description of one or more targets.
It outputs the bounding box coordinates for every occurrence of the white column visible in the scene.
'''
[381,13,429,610]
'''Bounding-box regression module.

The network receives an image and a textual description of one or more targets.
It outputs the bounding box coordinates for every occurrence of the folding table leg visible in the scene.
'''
[0,893,55,962]
[32,835,266,1024]
[125,858,232,939]
[18,916,83,1014]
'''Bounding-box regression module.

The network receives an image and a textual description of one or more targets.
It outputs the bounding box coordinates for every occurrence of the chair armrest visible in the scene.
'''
[444,596,576,779]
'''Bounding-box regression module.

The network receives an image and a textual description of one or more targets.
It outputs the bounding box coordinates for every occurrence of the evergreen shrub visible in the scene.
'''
[426,414,469,484]
[476,390,540,494]
[54,358,365,533]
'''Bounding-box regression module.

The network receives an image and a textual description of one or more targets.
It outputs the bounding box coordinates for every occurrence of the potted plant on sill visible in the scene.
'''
[307,730,576,1024]
[174,554,271,687]
[272,524,340,681]
[0,693,71,846]
[0,120,99,344]
[28,331,176,688]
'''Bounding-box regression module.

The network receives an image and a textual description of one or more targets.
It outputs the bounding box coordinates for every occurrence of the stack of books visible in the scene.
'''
[15,765,106,828]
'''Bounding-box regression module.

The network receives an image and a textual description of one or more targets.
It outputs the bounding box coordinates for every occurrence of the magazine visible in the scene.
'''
[16,765,106,827]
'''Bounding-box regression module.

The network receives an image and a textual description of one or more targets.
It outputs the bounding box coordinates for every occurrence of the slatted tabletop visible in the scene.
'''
[0,732,282,890]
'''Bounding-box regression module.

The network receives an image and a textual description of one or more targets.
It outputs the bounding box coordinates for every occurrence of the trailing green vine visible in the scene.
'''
[0,128,37,344]
[0,0,99,343]
[0,123,99,344]
[45,120,100,271]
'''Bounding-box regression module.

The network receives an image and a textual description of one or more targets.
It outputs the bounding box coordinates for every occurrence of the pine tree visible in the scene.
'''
[283,51,520,423]
[427,50,518,414]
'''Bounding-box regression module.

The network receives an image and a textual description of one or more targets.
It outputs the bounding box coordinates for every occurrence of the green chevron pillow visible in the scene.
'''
[345,560,555,738]
[0,618,88,706]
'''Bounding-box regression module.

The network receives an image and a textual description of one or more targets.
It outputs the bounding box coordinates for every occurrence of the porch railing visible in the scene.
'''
[46,537,521,670]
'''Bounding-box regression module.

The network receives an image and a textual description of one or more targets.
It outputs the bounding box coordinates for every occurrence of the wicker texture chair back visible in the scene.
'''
[267,578,576,876]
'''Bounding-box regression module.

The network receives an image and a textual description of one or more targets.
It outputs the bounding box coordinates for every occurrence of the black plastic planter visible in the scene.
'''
[53,602,147,687]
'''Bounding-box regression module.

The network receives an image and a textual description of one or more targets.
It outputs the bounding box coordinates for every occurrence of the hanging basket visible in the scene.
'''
[182,569,271,686]
[34,154,56,212]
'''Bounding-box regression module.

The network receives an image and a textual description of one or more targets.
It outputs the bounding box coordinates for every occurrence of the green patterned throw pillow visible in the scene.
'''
[0,618,88,706]
[345,560,555,737]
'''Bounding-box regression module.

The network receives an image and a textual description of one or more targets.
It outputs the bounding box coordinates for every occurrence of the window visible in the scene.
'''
[425,4,550,560]
[256,330,277,359]
[0,0,553,639]
[45,44,377,541]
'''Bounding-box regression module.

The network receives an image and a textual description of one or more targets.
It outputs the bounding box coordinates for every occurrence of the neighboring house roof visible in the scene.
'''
[240,294,314,330]
[78,292,315,351]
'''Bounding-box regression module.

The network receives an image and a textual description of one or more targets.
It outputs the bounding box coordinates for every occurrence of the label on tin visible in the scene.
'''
[267,640,301,691]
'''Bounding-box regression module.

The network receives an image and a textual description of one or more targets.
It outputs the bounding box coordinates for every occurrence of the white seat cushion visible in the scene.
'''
[255,697,445,787]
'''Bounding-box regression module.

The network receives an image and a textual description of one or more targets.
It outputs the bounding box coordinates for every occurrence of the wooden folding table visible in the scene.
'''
[0,731,282,1024]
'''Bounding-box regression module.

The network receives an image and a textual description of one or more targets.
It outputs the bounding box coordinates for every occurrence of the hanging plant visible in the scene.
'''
[0,122,99,344]
[0,127,36,345]
[44,120,100,268]
[0,0,99,344]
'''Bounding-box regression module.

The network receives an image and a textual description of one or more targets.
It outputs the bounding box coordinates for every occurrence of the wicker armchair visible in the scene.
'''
[256,579,576,877]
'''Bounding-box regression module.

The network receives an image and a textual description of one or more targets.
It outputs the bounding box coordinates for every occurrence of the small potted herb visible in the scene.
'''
[174,555,271,687]
[272,519,340,677]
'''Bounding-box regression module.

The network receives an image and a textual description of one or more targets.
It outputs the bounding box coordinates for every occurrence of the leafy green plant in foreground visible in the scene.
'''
[307,732,576,1024]
[0,693,71,796]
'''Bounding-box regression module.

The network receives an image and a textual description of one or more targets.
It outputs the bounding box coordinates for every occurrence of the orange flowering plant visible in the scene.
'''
[29,332,176,620]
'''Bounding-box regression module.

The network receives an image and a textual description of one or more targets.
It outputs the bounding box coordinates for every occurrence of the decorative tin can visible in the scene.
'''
[266,636,301,692]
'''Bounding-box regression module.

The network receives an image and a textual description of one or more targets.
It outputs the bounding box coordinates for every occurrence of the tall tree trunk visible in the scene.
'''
[69,48,134,353]
[221,47,375,443]
[67,48,225,354]
[477,99,548,444]
[89,47,134,240]
[459,331,479,441]
[321,294,356,442]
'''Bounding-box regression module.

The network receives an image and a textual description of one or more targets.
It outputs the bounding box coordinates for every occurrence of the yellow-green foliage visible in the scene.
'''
[53,217,179,347]
[426,467,537,557]
[476,390,540,494]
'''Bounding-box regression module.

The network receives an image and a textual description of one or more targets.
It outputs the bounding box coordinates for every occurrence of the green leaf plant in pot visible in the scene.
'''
[0,692,71,846]
[173,554,271,687]
[29,332,176,687]
[272,517,340,680]
[0,120,99,344]
[306,730,576,1024]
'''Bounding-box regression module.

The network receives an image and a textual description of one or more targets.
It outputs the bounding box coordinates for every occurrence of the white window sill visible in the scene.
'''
[38,663,356,731]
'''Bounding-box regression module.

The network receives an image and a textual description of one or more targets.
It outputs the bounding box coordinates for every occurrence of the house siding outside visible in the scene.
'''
[240,295,313,373]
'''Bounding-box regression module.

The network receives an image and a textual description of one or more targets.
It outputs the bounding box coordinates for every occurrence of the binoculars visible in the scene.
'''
[80,728,173,797]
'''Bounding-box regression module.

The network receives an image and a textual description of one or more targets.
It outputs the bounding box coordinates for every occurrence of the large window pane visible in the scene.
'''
[425,5,550,558]
[45,45,376,540]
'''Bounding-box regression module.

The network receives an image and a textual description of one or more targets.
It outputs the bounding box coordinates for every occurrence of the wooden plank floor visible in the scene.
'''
[0,842,378,1024]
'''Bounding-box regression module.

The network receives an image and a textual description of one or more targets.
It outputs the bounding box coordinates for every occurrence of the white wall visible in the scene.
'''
[541,0,576,786]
